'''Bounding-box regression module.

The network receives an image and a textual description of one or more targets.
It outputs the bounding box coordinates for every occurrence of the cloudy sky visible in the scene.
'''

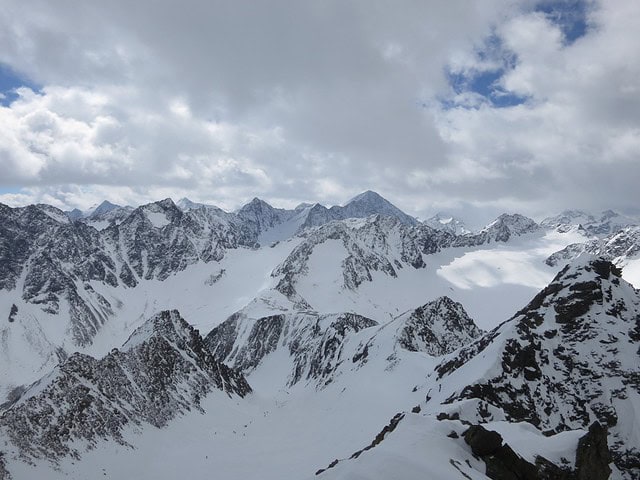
[0,0,638,224]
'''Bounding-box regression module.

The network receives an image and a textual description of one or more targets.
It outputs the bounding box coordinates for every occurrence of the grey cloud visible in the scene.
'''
[0,0,638,220]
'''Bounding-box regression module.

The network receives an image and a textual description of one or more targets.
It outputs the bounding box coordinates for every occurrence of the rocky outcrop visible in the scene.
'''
[546,226,640,267]
[575,422,611,480]
[541,209,637,237]
[452,213,539,247]
[205,310,378,387]
[300,191,417,230]
[463,425,573,480]
[315,413,406,476]
[434,257,640,478]
[396,297,484,356]
[0,310,250,470]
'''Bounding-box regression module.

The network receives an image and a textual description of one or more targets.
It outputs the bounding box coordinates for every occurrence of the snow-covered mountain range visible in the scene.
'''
[1,191,639,479]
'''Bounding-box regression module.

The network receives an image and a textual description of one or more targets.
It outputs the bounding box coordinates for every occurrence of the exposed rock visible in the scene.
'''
[546,226,640,267]
[452,214,539,247]
[7,305,17,323]
[464,425,503,457]
[435,258,640,478]
[205,311,378,387]
[396,296,484,356]
[301,190,418,230]
[0,310,250,470]
[315,413,406,475]
[541,209,637,237]
[463,425,572,480]
[575,422,611,480]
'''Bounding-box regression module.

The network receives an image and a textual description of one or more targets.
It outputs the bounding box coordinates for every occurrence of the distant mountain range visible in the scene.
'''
[1,191,639,479]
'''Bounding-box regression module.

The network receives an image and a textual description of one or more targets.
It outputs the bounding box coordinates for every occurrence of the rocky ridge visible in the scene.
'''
[431,258,640,478]
[0,310,250,475]
[204,295,483,388]
[547,226,640,267]
[541,210,638,236]
[205,310,379,387]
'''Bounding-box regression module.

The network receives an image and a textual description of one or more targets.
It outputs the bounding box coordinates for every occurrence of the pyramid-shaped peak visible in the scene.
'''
[122,309,194,351]
[92,200,120,216]
[341,191,417,226]
[154,197,177,209]
[294,202,313,211]
[346,190,387,205]
[239,197,275,211]
[176,197,202,210]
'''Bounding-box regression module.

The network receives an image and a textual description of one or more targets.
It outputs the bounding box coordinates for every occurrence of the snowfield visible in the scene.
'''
[1,196,639,480]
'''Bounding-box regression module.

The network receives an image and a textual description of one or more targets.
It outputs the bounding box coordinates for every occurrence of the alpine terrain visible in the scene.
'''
[0,191,639,480]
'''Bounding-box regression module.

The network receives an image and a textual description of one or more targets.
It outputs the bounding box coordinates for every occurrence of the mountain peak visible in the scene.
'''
[395,296,483,356]
[155,197,177,209]
[176,197,203,211]
[248,197,271,208]
[122,309,194,351]
[91,200,120,217]
[345,190,385,205]
[424,212,470,235]
[339,191,416,226]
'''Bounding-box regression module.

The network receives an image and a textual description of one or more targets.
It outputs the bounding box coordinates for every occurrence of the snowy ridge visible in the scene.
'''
[0,310,250,473]
[541,209,638,236]
[424,213,470,235]
[300,190,418,229]
[453,213,539,246]
[205,310,379,388]
[271,215,426,307]
[312,258,634,479]
[271,213,540,309]
[425,257,640,478]
[204,295,483,390]
[546,225,640,267]
[394,296,484,356]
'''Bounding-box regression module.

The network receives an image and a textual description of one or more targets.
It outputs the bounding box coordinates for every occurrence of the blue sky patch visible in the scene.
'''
[535,0,590,44]
[443,32,528,109]
[447,69,528,108]
[0,64,40,106]
[0,187,23,195]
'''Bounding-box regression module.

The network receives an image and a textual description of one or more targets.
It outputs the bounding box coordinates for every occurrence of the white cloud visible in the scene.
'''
[0,1,637,220]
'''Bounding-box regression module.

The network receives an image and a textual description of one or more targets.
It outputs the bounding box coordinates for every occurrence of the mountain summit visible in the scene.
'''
[301,190,417,229]
[340,190,417,226]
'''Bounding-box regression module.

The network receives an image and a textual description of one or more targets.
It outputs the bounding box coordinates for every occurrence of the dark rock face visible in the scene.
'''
[435,258,640,478]
[464,425,503,457]
[0,310,250,468]
[463,425,572,480]
[7,305,17,323]
[205,311,378,387]
[0,452,9,480]
[237,198,294,241]
[0,204,119,346]
[575,422,611,480]
[0,199,260,350]
[397,296,484,356]
[206,313,285,372]
[315,412,406,475]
